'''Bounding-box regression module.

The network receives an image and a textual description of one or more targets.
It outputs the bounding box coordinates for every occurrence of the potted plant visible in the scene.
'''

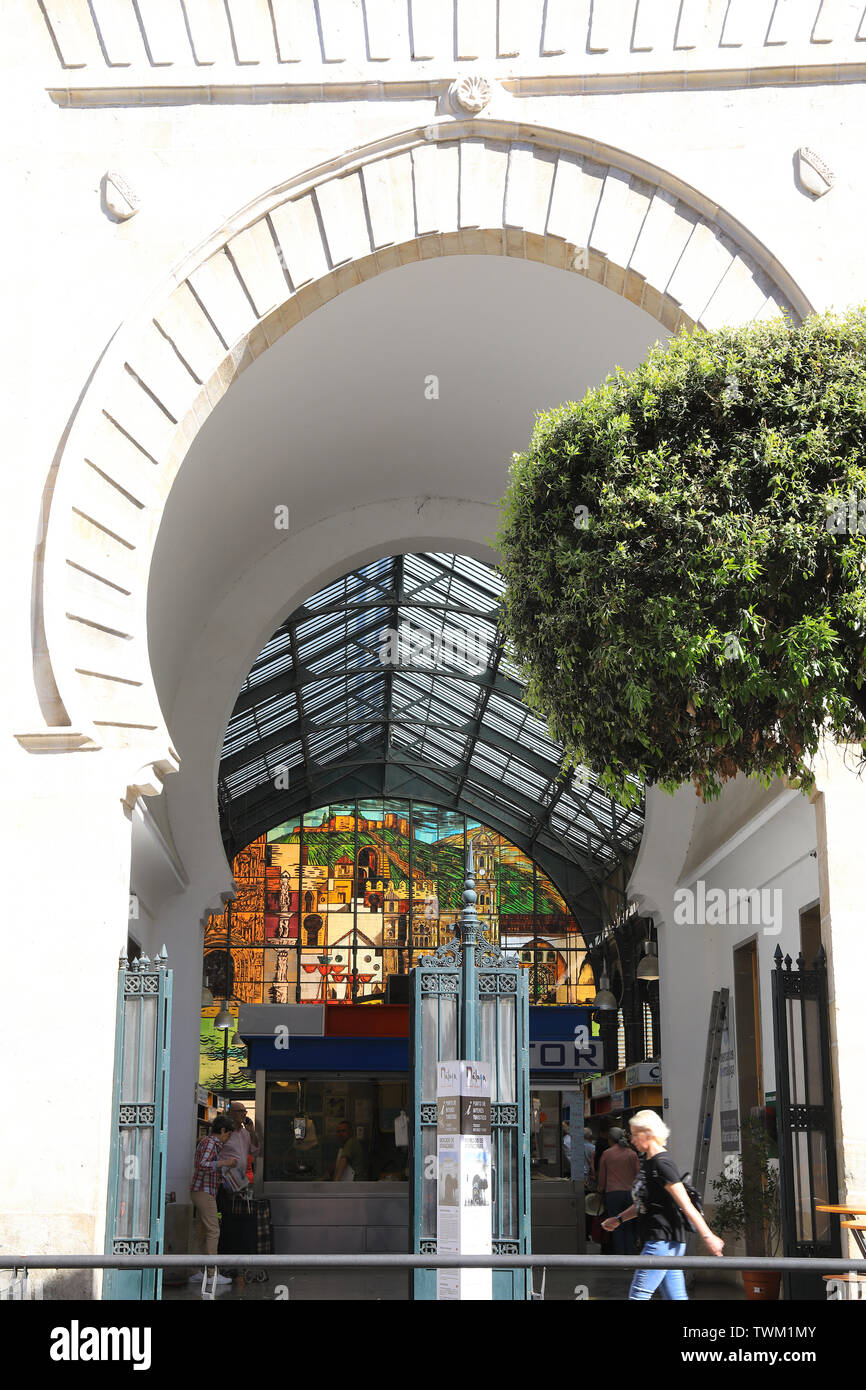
[711,1120,783,1300]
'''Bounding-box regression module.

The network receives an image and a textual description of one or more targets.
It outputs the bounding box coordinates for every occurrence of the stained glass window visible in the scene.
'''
[200,799,588,1090]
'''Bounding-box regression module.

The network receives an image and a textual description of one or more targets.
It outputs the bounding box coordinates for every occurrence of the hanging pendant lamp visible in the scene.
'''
[214,1001,233,1030]
[636,940,659,981]
[591,971,618,1011]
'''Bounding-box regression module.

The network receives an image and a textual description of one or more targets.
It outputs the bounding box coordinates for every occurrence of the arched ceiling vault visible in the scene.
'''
[218,551,644,936]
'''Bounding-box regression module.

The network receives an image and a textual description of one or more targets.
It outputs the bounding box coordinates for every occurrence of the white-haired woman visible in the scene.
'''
[601,1109,724,1299]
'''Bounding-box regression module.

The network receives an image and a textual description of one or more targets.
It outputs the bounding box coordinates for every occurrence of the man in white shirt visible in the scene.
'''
[220,1101,262,1189]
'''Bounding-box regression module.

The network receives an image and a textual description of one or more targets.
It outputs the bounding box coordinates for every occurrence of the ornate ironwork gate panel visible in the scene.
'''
[103,949,172,1300]
[411,847,531,1300]
[771,945,840,1300]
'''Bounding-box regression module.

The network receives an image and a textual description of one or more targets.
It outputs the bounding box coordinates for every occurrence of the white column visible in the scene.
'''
[1,747,133,1298]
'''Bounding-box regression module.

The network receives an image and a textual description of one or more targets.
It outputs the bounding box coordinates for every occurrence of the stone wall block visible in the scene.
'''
[543,0,580,55]
[64,566,136,644]
[62,609,146,684]
[698,249,770,329]
[228,219,291,318]
[505,145,556,231]
[622,265,647,305]
[41,0,103,68]
[753,293,789,322]
[181,0,233,64]
[674,0,706,48]
[66,512,140,600]
[497,0,523,56]
[133,0,191,65]
[589,169,651,272]
[269,196,331,287]
[628,190,697,293]
[88,0,145,66]
[588,0,632,53]
[270,0,318,61]
[523,230,547,263]
[666,219,734,323]
[409,0,448,58]
[546,154,606,251]
[316,172,372,265]
[456,0,486,58]
[365,0,407,60]
[103,372,179,464]
[187,251,261,351]
[318,0,362,61]
[720,0,766,48]
[225,0,276,63]
[372,244,404,274]
[74,463,146,554]
[86,415,158,509]
[155,282,230,383]
[766,0,797,45]
[363,153,416,248]
[586,247,607,284]
[811,0,847,44]
[125,322,200,424]
[411,141,459,235]
[74,670,158,729]
[459,140,508,229]
[633,0,677,51]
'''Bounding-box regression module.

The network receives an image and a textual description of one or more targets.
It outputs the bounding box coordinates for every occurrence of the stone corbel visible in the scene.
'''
[122,749,181,814]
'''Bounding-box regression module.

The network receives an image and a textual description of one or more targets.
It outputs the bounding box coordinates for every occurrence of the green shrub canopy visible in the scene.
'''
[497,309,866,805]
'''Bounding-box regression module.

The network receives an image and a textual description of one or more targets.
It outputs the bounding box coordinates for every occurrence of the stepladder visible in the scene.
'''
[691,988,730,1203]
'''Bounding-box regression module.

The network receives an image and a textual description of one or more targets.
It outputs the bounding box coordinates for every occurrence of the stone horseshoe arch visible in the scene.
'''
[35,117,812,798]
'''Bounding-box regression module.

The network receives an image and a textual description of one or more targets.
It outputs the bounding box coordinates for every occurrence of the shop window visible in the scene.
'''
[263,1076,409,1182]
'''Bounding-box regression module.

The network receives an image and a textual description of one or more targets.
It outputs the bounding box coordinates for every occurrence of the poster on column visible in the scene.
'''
[436,1059,493,1300]
[719,1021,739,1153]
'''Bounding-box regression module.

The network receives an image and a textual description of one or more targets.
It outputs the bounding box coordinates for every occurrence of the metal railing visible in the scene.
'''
[2,1253,863,1272]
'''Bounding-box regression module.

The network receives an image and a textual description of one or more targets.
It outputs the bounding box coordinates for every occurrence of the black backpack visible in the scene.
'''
[678,1170,704,1232]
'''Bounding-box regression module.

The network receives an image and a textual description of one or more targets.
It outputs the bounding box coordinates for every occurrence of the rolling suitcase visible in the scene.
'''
[218,1192,272,1281]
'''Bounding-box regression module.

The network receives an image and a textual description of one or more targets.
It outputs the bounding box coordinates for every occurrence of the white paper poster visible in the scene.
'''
[719,1022,739,1153]
[436,1060,493,1300]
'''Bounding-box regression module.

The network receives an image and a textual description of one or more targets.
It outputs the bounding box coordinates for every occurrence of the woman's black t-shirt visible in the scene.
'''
[631,1152,687,1245]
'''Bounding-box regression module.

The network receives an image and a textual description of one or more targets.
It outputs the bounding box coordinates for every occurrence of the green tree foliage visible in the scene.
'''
[498,310,866,804]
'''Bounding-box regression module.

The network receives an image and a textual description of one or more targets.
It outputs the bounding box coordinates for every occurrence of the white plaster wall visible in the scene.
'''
[0,749,134,1295]
[633,781,820,1250]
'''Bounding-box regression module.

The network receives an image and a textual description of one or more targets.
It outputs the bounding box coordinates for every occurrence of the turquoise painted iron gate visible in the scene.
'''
[103,948,172,1300]
[411,844,531,1299]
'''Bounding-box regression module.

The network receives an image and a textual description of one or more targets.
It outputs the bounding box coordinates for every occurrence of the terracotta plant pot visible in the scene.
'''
[742,1270,781,1300]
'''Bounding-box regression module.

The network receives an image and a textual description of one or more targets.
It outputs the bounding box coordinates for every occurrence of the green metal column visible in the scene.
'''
[411,841,530,1299]
[460,840,480,1061]
[103,948,172,1300]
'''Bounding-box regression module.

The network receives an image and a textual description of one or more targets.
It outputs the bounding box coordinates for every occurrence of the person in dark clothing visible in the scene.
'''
[593,1119,610,1179]
[601,1108,724,1299]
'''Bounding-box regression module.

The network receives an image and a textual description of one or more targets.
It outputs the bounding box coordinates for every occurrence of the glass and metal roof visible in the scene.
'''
[218,553,644,934]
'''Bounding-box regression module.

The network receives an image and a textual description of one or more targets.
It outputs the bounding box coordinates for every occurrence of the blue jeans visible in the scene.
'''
[628,1240,688,1300]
